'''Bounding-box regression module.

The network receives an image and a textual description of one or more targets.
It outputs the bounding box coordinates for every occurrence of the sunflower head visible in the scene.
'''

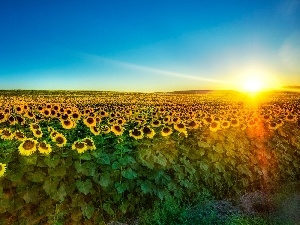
[0,163,7,177]
[82,137,96,150]
[209,121,220,132]
[142,126,155,138]
[111,125,124,136]
[18,138,37,156]
[54,134,67,147]
[1,128,14,140]
[38,141,52,155]
[14,130,26,141]
[72,141,88,154]
[161,126,173,137]
[129,128,144,140]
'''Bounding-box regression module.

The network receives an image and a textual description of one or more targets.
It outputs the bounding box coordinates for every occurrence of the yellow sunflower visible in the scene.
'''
[14,130,26,141]
[209,121,220,132]
[32,129,43,138]
[72,140,88,154]
[83,116,97,127]
[174,122,187,133]
[18,138,37,156]
[1,128,14,140]
[111,125,124,136]
[82,137,96,150]
[187,120,199,129]
[221,121,230,129]
[30,123,41,132]
[61,119,75,129]
[142,125,155,138]
[38,141,52,155]
[230,118,240,127]
[0,112,7,123]
[129,128,144,140]
[90,126,101,135]
[0,163,7,177]
[54,134,67,147]
[161,126,173,137]
[268,121,278,130]
[151,119,161,127]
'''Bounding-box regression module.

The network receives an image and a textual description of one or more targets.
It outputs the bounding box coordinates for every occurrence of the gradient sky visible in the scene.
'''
[0,0,300,92]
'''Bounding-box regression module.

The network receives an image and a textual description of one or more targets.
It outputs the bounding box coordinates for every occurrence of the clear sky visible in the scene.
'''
[0,0,299,92]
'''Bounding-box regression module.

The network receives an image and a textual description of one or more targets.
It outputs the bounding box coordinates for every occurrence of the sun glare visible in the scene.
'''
[242,77,263,92]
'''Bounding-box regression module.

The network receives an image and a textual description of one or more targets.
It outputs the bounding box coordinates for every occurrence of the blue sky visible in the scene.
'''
[0,0,300,92]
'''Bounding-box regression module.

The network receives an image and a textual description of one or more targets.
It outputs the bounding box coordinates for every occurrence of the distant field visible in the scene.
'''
[0,90,300,224]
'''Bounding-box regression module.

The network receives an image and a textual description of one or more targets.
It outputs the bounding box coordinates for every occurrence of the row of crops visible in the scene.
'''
[0,90,300,224]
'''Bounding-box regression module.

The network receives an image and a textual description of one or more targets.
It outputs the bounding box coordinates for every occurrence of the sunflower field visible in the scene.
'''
[0,90,300,224]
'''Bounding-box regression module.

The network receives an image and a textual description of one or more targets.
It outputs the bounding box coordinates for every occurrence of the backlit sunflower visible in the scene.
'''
[1,128,14,140]
[285,114,296,122]
[221,121,230,129]
[129,128,144,140]
[142,125,155,138]
[18,138,37,156]
[14,130,26,141]
[61,119,75,129]
[82,137,96,150]
[54,134,67,147]
[0,163,7,177]
[209,121,220,132]
[83,116,97,127]
[187,120,199,129]
[72,140,88,154]
[230,118,240,127]
[111,125,124,136]
[38,141,52,155]
[268,121,278,130]
[161,126,173,137]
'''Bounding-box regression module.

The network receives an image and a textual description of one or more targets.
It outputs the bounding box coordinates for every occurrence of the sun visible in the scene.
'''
[242,77,263,92]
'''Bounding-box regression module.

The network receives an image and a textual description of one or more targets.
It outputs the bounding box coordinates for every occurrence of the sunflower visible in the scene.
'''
[230,118,240,127]
[14,130,26,141]
[0,112,7,123]
[285,114,296,122]
[187,120,199,129]
[82,137,96,150]
[174,122,187,133]
[18,138,37,156]
[30,123,41,132]
[90,126,101,135]
[268,121,278,130]
[0,128,14,140]
[151,119,161,127]
[161,126,173,137]
[8,115,17,125]
[221,121,230,129]
[142,125,155,138]
[71,112,81,121]
[129,128,144,140]
[72,140,88,154]
[61,119,75,129]
[83,116,97,127]
[0,163,7,177]
[32,129,43,138]
[209,121,220,132]
[111,125,124,136]
[54,134,67,147]
[38,141,52,155]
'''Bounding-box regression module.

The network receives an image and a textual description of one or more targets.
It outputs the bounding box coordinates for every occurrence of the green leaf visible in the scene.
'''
[76,179,93,195]
[119,156,136,166]
[26,171,46,182]
[43,177,60,195]
[44,155,60,168]
[52,184,67,202]
[95,153,110,165]
[79,152,91,160]
[115,182,128,194]
[119,201,129,214]
[20,154,37,165]
[48,166,66,177]
[154,153,167,167]
[141,181,153,194]
[99,172,111,187]
[81,203,95,219]
[112,161,121,170]
[103,203,114,215]
[121,168,137,180]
